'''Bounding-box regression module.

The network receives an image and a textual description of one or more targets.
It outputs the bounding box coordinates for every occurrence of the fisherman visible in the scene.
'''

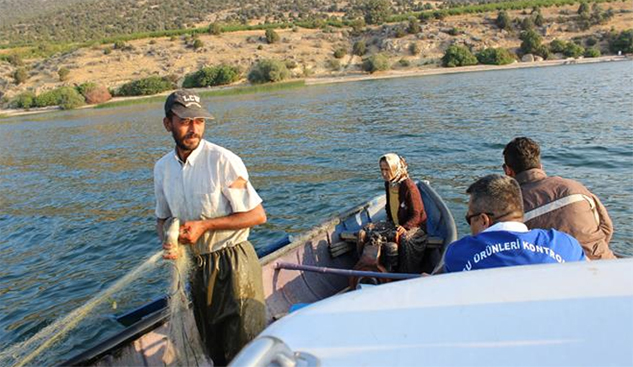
[155,90,267,365]
[502,137,616,260]
[437,174,585,273]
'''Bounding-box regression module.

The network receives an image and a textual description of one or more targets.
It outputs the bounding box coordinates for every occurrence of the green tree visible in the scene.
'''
[534,12,544,27]
[10,92,35,109]
[116,76,175,96]
[577,2,590,14]
[476,48,515,65]
[192,39,204,50]
[209,22,222,35]
[584,48,601,57]
[58,67,70,81]
[495,11,512,31]
[353,40,367,56]
[56,87,85,109]
[7,54,23,67]
[247,59,289,84]
[265,29,280,44]
[409,42,420,55]
[563,42,585,58]
[326,58,341,71]
[183,64,241,88]
[333,48,347,59]
[549,39,567,53]
[520,30,542,55]
[609,29,633,54]
[521,17,535,31]
[34,86,85,109]
[362,53,390,73]
[350,18,366,35]
[13,68,28,84]
[113,40,127,50]
[407,18,421,34]
[363,0,391,25]
[442,45,478,67]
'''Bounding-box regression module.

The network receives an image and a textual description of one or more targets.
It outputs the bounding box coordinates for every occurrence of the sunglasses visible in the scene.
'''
[465,212,494,225]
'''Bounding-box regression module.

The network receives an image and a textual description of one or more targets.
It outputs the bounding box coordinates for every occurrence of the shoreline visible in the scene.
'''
[1,55,629,119]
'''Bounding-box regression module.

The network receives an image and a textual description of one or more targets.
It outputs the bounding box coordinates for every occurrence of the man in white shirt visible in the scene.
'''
[155,90,267,365]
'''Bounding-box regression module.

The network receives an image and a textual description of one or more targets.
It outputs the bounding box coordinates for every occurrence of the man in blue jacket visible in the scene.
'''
[440,174,585,273]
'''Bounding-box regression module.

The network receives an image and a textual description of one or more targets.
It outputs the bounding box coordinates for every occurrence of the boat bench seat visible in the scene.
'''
[330,232,444,258]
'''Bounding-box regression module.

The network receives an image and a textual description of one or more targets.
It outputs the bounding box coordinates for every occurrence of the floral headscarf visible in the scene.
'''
[380,153,409,186]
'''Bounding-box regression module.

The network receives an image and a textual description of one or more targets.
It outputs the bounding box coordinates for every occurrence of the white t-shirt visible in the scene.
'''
[154,139,262,253]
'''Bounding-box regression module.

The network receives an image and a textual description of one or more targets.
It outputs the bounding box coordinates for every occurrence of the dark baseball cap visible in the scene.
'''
[164,90,214,119]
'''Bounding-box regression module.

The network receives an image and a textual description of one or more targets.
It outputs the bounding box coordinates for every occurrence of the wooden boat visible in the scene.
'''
[61,180,457,366]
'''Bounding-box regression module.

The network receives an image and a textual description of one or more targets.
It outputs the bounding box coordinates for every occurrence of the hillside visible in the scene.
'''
[0,0,631,110]
[0,0,359,45]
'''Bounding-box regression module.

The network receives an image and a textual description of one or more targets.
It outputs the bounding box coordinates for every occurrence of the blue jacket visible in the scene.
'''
[444,224,585,273]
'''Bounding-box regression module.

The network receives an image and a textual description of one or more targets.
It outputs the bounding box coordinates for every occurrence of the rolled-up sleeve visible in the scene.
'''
[221,153,263,213]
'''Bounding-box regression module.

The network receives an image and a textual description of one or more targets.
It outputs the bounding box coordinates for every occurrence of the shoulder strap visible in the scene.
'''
[524,194,599,224]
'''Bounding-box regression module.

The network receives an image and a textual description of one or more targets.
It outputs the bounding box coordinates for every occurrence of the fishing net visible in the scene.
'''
[163,218,212,367]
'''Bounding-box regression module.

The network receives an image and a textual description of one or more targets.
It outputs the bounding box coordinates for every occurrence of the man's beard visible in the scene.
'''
[173,131,201,152]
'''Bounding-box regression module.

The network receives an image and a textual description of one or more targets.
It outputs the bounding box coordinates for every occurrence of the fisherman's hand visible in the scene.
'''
[162,242,178,260]
[179,221,207,245]
[396,225,407,238]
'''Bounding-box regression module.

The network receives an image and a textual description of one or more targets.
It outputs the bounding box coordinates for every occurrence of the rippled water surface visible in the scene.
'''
[1,61,632,364]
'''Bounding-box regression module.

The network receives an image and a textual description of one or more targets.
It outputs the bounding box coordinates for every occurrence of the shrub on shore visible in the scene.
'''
[182,65,241,88]
[609,29,633,54]
[362,53,390,73]
[115,76,175,96]
[584,48,601,57]
[442,45,478,67]
[549,39,567,53]
[563,42,585,58]
[476,47,515,65]
[519,30,542,55]
[10,91,36,109]
[34,86,85,110]
[247,59,289,84]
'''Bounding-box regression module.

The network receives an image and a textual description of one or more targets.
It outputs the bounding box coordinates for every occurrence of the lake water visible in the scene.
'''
[1,60,632,365]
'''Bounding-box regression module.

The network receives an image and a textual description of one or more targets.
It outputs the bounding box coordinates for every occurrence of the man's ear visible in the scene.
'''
[482,213,493,229]
[503,164,515,177]
[163,117,172,132]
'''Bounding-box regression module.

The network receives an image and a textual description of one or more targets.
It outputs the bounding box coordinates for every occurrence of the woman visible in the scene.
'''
[355,153,428,279]
[379,153,427,237]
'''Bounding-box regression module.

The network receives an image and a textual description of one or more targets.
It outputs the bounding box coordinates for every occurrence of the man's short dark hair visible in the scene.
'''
[503,137,541,174]
[467,174,524,221]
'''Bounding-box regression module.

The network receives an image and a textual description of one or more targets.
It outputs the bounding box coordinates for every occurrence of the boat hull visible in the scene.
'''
[62,181,457,366]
